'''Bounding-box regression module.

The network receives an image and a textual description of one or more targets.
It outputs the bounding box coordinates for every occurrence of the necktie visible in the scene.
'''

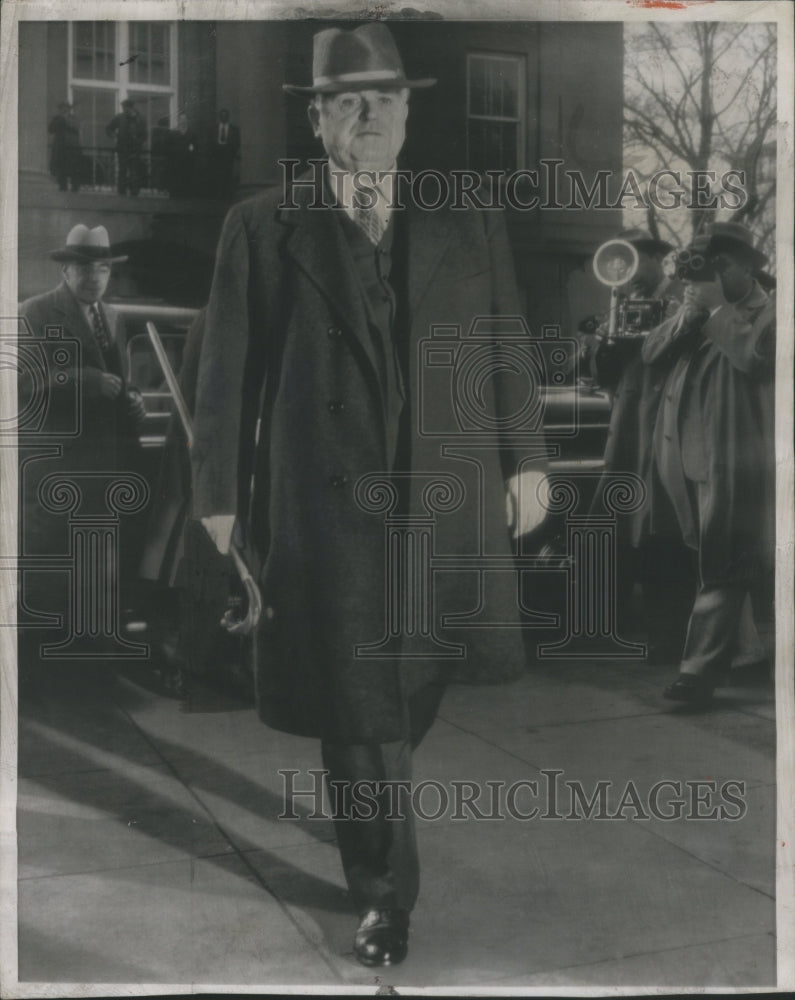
[90,303,109,352]
[353,188,386,247]
[219,124,227,145]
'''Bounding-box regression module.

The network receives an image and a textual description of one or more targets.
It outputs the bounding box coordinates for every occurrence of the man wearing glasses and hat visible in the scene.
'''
[582,228,684,656]
[642,221,775,705]
[192,23,547,966]
[18,224,146,640]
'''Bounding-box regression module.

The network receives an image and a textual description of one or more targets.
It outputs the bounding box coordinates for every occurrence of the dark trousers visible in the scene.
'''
[321,680,447,915]
[117,153,142,195]
[673,481,760,678]
[680,580,748,677]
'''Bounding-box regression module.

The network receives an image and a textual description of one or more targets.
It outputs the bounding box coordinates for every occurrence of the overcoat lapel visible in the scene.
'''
[281,174,381,392]
[51,282,106,371]
[405,198,454,319]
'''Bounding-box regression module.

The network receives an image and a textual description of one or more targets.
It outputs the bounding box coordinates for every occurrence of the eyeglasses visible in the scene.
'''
[68,262,111,276]
[324,91,406,116]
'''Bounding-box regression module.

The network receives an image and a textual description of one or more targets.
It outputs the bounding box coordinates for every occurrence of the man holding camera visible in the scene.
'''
[641,222,775,704]
[585,229,683,652]
[191,23,547,967]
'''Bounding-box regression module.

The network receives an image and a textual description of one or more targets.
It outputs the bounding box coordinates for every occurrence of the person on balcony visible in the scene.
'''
[166,112,199,198]
[208,108,240,199]
[48,101,82,193]
[106,99,147,196]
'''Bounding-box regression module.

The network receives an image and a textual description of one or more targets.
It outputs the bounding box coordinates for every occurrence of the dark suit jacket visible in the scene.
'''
[191,169,547,742]
[19,282,140,551]
[642,281,775,584]
[211,123,240,156]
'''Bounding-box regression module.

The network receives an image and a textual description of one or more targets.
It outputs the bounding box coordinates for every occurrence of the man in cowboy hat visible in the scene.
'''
[18,224,146,591]
[106,99,147,196]
[191,22,547,966]
[642,221,775,704]
[583,228,684,656]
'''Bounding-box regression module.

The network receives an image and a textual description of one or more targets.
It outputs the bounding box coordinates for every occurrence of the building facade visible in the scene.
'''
[19,18,623,328]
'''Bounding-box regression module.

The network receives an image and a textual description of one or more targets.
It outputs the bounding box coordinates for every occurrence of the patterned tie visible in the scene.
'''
[353,188,386,246]
[90,303,109,352]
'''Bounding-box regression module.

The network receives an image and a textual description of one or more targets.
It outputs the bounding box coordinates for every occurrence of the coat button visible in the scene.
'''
[329,474,349,488]
[327,326,343,338]
[327,400,344,414]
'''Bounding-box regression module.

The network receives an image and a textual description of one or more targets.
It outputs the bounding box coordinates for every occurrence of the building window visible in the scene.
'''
[68,21,177,193]
[466,52,525,175]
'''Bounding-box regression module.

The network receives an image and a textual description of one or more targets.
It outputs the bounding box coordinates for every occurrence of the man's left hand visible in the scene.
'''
[506,469,548,540]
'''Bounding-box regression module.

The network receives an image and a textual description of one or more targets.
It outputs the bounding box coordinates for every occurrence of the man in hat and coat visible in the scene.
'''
[642,221,775,704]
[585,228,684,656]
[48,101,82,192]
[18,224,146,616]
[191,23,548,966]
[106,99,147,196]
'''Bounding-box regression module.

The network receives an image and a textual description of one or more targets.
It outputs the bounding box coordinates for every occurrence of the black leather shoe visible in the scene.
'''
[353,908,409,967]
[663,673,717,705]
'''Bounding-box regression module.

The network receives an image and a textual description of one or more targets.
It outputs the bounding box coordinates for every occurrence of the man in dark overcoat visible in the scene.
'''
[106,99,147,196]
[586,229,684,653]
[48,101,82,192]
[191,24,548,966]
[208,108,241,198]
[18,224,146,637]
[641,222,775,704]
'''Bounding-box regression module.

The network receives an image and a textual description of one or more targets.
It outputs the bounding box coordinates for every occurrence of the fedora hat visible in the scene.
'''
[51,224,128,264]
[705,221,768,268]
[617,227,674,257]
[283,23,436,95]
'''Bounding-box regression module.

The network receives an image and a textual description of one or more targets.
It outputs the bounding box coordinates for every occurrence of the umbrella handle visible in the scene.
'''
[221,544,263,636]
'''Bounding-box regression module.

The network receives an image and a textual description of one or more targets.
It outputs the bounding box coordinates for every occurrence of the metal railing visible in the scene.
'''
[76,146,171,197]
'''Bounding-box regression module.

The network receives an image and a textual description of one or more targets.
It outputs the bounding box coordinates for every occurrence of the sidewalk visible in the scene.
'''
[15,649,775,991]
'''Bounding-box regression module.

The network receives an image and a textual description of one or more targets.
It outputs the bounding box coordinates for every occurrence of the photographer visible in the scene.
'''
[642,222,775,705]
[584,229,683,652]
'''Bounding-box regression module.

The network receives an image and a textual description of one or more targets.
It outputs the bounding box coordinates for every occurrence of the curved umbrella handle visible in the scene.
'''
[221,544,263,636]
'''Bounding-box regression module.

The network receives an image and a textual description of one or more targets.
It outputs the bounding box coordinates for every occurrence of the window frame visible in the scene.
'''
[67,21,178,124]
[465,51,526,174]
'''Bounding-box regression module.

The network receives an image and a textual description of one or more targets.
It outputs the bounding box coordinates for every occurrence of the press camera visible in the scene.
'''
[592,238,664,340]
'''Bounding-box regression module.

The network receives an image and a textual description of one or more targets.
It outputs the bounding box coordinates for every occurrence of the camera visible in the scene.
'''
[591,238,664,340]
[675,236,715,283]
[617,298,664,336]
[419,317,576,439]
[4,320,83,439]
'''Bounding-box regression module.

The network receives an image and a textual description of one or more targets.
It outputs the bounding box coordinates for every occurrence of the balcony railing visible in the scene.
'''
[75,147,170,197]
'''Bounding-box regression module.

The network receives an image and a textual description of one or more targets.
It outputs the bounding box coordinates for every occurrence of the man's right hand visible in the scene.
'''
[100,373,123,399]
[201,515,236,555]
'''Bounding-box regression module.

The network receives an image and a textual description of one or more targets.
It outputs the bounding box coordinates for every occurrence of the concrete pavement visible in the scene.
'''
[14,646,776,991]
